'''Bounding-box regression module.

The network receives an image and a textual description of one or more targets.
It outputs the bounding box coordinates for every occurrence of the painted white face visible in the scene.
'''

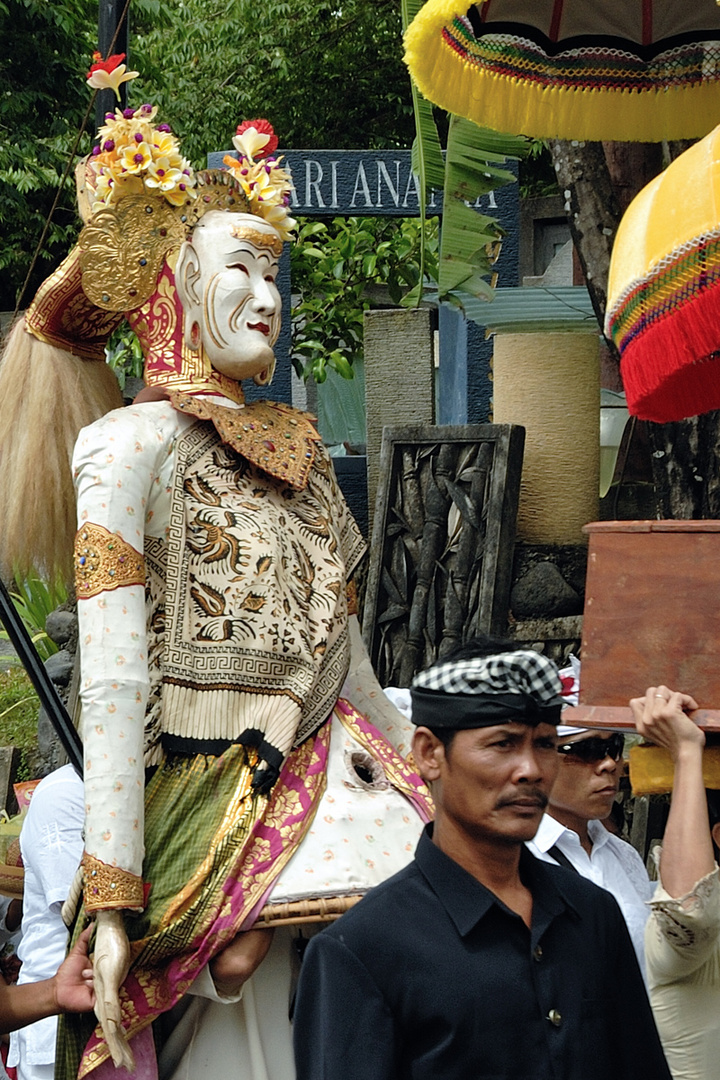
[176,211,282,383]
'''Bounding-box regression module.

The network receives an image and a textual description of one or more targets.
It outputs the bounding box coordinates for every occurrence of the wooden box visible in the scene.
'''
[568,520,720,729]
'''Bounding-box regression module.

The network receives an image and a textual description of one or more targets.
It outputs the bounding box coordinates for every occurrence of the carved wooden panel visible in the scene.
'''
[363,424,525,687]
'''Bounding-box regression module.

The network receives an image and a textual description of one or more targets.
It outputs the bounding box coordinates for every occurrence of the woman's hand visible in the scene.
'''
[629,685,703,761]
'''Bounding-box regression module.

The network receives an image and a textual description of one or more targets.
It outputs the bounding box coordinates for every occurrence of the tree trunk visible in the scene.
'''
[647,413,720,518]
[548,140,620,341]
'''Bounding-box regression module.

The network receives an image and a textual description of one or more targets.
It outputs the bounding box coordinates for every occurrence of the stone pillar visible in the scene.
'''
[364,308,436,527]
[492,331,600,544]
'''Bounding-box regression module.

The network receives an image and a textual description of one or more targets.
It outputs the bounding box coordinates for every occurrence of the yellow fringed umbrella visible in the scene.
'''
[605,125,720,422]
[404,0,720,142]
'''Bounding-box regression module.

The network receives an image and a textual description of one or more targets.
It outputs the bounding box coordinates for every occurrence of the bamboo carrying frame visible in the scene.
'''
[256,895,362,927]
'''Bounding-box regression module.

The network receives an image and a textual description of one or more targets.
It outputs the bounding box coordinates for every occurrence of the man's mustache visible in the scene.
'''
[495,789,549,810]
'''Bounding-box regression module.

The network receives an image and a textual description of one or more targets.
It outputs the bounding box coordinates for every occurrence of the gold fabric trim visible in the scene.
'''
[75,523,145,599]
[83,852,144,912]
[230,224,283,257]
[25,246,122,360]
[168,391,321,490]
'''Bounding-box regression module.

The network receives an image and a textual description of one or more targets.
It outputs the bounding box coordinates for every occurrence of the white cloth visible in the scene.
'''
[158,927,308,1080]
[645,864,720,1080]
[527,814,654,975]
[8,765,84,1079]
[381,687,413,722]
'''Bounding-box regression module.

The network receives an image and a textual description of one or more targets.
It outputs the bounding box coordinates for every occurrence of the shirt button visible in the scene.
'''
[533,945,543,962]
[547,1009,562,1028]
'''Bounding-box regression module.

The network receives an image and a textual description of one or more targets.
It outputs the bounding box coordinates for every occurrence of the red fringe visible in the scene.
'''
[620,282,720,422]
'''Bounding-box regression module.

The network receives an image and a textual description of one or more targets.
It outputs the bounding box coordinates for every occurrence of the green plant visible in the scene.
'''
[400,0,530,321]
[0,668,40,781]
[3,576,68,662]
[105,321,145,391]
[290,215,438,382]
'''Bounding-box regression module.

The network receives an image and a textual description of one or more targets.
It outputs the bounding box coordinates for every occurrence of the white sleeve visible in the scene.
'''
[74,407,170,901]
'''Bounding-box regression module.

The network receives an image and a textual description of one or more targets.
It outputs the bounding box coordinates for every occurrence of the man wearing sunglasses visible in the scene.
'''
[527,723,654,974]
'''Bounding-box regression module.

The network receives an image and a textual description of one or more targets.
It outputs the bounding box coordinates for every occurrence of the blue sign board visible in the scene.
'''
[206,149,515,223]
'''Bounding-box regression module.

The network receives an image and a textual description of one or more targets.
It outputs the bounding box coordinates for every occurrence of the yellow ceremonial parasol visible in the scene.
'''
[605,125,720,422]
[404,0,720,142]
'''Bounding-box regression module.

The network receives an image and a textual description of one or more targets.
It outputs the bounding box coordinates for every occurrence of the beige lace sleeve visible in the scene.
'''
[645,861,720,985]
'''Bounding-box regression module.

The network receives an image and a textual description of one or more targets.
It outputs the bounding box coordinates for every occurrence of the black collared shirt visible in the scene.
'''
[294,826,671,1080]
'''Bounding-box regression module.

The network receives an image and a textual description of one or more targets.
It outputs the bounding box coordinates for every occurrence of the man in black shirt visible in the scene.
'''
[293,647,671,1080]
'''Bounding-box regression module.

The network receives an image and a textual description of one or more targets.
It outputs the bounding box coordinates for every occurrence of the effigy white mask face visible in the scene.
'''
[175,211,282,383]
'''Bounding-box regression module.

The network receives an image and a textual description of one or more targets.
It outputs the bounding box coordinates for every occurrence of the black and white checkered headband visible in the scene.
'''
[410,650,563,729]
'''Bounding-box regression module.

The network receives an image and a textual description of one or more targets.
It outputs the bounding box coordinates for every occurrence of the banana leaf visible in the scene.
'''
[402,0,444,290]
[401,15,531,321]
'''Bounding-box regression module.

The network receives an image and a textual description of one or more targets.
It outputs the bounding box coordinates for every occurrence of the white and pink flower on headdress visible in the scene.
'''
[224,119,296,242]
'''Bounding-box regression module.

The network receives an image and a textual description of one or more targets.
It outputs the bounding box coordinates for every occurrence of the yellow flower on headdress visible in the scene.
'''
[120,140,153,175]
[145,157,183,193]
[262,202,298,243]
[222,118,296,240]
[151,131,181,162]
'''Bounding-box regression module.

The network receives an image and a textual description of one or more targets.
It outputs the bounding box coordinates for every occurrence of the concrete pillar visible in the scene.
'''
[492,331,600,544]
[364,308,436,526]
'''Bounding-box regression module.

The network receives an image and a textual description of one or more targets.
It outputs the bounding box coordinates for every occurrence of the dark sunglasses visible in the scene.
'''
[556,732,625,764]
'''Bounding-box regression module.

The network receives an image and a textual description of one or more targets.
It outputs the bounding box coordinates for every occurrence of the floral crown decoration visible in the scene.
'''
[69,61,298,317]
[83,58,296,240]
[86,102,196,213]
[223,119,297,242]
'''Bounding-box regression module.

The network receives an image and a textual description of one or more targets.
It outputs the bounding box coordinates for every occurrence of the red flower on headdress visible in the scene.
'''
[560,675,576,697]
[235,119,278,157]
[87,52,127,77]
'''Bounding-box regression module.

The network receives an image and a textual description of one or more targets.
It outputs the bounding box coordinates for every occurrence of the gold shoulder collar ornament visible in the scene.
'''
[168,391,321,490]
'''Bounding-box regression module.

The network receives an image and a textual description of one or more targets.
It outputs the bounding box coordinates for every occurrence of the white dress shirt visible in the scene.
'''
[527,813,655,976]
[8,765,84,1080]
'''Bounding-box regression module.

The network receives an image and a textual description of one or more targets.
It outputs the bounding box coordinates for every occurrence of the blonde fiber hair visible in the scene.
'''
[0,319,123,584]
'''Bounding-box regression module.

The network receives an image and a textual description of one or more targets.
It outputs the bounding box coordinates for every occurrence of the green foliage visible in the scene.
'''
[519,140,561,199]
[132,0,414,166]
[0,0,172,310]
[1,576,68,663]
[291,215,437,382]
[400,0,530,320]
[106,321,145,390]
[0,0,96,308]
[0,668,39,780]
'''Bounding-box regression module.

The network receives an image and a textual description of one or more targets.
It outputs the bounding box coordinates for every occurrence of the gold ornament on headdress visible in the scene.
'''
[79,194,186,311]
[79,171,251,312]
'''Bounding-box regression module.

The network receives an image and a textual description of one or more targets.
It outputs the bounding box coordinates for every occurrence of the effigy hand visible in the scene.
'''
[93,910,135,1072]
